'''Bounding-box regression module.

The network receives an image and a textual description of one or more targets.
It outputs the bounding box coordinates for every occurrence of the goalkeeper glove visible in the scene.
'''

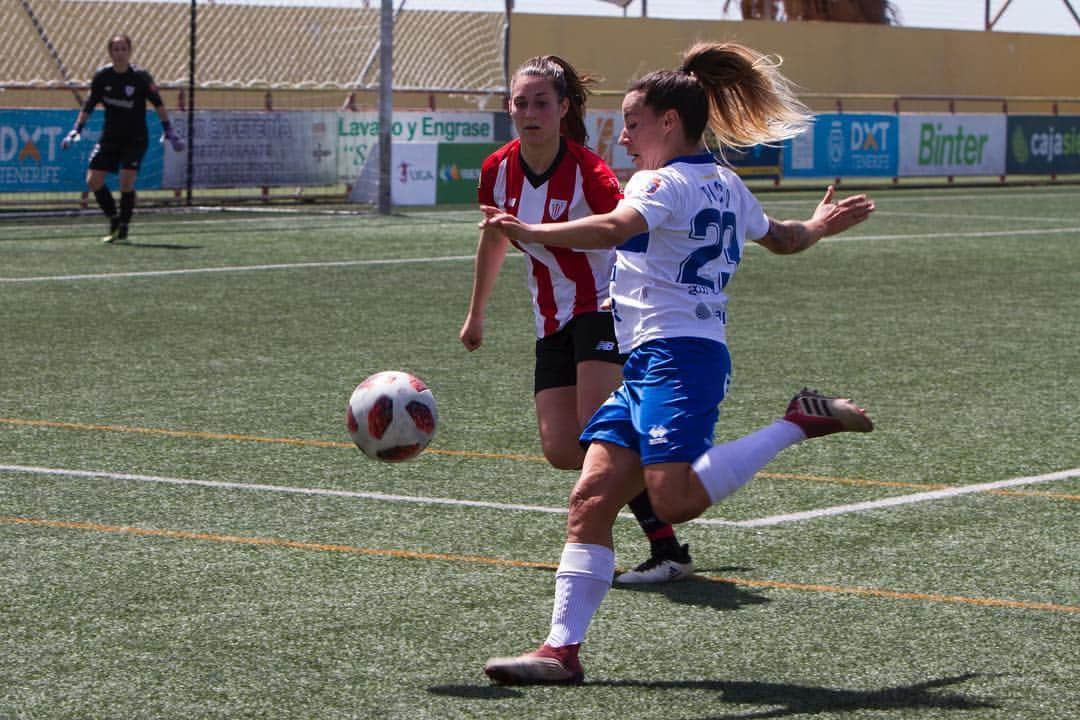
[161,122,185,152]
[61,125,83,150]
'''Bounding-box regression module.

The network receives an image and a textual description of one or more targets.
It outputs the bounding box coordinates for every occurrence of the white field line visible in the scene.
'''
[820,225,1080,243]
[3,188,1076,235]
[0,254,478,283]
[760,188,1080,207]
[4,224,1079,283]
[731,468,1080,528]
[2,463,1075,529]
[0,464,577,517]
[870,210,1079,223]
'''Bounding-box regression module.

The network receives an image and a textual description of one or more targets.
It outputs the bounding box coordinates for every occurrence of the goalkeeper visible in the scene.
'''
[61,33,184,244]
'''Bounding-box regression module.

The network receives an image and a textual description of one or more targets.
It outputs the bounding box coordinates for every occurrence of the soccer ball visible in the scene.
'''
[346,371,438,462]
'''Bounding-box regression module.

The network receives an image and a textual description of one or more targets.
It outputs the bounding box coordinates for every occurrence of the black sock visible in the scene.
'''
[94,187,116,218]
[119,191,136,225]
[627,491,682,558]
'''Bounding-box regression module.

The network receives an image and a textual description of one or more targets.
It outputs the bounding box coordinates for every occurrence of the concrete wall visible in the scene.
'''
[509,16,1080,112]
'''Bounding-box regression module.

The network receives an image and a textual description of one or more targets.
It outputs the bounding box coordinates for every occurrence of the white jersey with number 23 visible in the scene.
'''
[612,152,770,353]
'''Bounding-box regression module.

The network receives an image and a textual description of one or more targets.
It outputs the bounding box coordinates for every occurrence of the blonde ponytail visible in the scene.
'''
[680,42,811,148]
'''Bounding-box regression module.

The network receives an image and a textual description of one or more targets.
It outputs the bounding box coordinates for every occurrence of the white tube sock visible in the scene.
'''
[545,543,615,647]
[692,420,806,504]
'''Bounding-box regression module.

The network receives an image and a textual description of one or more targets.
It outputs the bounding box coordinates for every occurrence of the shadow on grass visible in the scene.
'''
[613,572,770,611]
[428,684,524,699]
[428,672,998,716]
[110,241,204,250]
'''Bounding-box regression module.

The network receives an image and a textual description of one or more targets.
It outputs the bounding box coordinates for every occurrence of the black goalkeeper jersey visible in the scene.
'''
[84,64,164,142]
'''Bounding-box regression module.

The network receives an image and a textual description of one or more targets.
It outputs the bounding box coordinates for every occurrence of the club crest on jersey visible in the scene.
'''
[547,198,568,219]
[644,176,662,194]
[125,85,135,97]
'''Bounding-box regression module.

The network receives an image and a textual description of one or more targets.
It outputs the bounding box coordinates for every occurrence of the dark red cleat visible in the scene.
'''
[484,643,584,685]
[784,388,873,438]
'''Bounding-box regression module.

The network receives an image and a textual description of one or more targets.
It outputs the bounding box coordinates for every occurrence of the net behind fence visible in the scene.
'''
[4,0,508,92]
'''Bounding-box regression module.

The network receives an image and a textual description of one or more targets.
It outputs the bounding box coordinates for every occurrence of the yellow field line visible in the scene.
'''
[3,417,1077,500]
[4,514,1076,615]
[0,417,539,461]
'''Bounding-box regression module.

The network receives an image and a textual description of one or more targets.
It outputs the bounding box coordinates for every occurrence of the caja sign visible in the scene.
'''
[1006,116,1080,174]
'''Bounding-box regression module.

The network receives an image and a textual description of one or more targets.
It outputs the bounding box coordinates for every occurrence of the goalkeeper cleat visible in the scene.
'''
[484,644,584,685]
[101,217,121,244]
[614,544,694,585]
[784,388,873,438]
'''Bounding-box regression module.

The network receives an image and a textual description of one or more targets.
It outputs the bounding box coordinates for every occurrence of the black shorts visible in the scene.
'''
[534,311,627,394]
[88,136,149,173]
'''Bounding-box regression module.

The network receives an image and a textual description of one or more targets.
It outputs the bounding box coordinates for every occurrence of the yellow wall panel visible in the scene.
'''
[509,16,1080,109]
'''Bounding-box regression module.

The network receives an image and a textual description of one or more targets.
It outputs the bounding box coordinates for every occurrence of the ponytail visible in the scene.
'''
[680,42,811,148]
[630,42,811,151]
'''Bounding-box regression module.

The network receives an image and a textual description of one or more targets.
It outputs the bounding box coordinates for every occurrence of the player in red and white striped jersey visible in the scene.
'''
[461,56,692,583]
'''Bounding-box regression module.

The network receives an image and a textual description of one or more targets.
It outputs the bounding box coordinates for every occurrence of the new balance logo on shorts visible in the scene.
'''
[595,340,616,352]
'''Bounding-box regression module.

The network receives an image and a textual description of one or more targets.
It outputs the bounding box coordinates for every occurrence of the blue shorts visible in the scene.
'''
[581,337,731,465]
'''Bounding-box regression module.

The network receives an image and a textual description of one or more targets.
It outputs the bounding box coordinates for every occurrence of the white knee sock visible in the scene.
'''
[545,543,615,647]
[692,420,806,504]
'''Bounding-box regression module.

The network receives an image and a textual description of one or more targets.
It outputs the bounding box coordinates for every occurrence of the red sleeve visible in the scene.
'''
[478,140,516,206]
[572,142,622,214]
[478,153,498,206]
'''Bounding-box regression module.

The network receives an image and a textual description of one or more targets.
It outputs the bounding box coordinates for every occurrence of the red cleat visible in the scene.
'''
[784,388,873,439]
[484,643,584,685]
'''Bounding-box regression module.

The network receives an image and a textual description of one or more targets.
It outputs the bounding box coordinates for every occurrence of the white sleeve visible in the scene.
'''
[744,196,769,241]
[733,174,769,241]
[620,170,685,231]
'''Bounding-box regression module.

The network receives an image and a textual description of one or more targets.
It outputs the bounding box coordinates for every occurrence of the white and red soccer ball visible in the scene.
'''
[346,371,438,462]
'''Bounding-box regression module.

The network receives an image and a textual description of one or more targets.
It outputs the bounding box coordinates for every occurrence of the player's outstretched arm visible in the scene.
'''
[480,204,646,250]
[756,185,875,255]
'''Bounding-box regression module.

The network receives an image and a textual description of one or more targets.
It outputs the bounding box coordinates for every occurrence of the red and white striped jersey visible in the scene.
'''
[479,138,622,338]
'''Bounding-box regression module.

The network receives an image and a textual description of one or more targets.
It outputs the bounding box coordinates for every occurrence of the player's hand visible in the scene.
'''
[60,129,81,150]
[163,127,185,153]
[479,205,532,243]
[459,314,484,351]
[811,185,875,237]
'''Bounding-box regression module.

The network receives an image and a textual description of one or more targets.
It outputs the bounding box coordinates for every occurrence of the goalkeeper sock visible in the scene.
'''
[119,191,136,226]
[93,187,116,219]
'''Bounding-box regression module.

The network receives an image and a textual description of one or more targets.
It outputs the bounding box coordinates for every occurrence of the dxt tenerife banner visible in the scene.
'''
[1006,116,1080,175]
[0,109,166,192]
[899,114,1006,177]
[783,114,898,178]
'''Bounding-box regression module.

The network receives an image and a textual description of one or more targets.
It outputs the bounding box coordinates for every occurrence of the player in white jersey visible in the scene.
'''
[481,42,876,685]
[460,56,693,583]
